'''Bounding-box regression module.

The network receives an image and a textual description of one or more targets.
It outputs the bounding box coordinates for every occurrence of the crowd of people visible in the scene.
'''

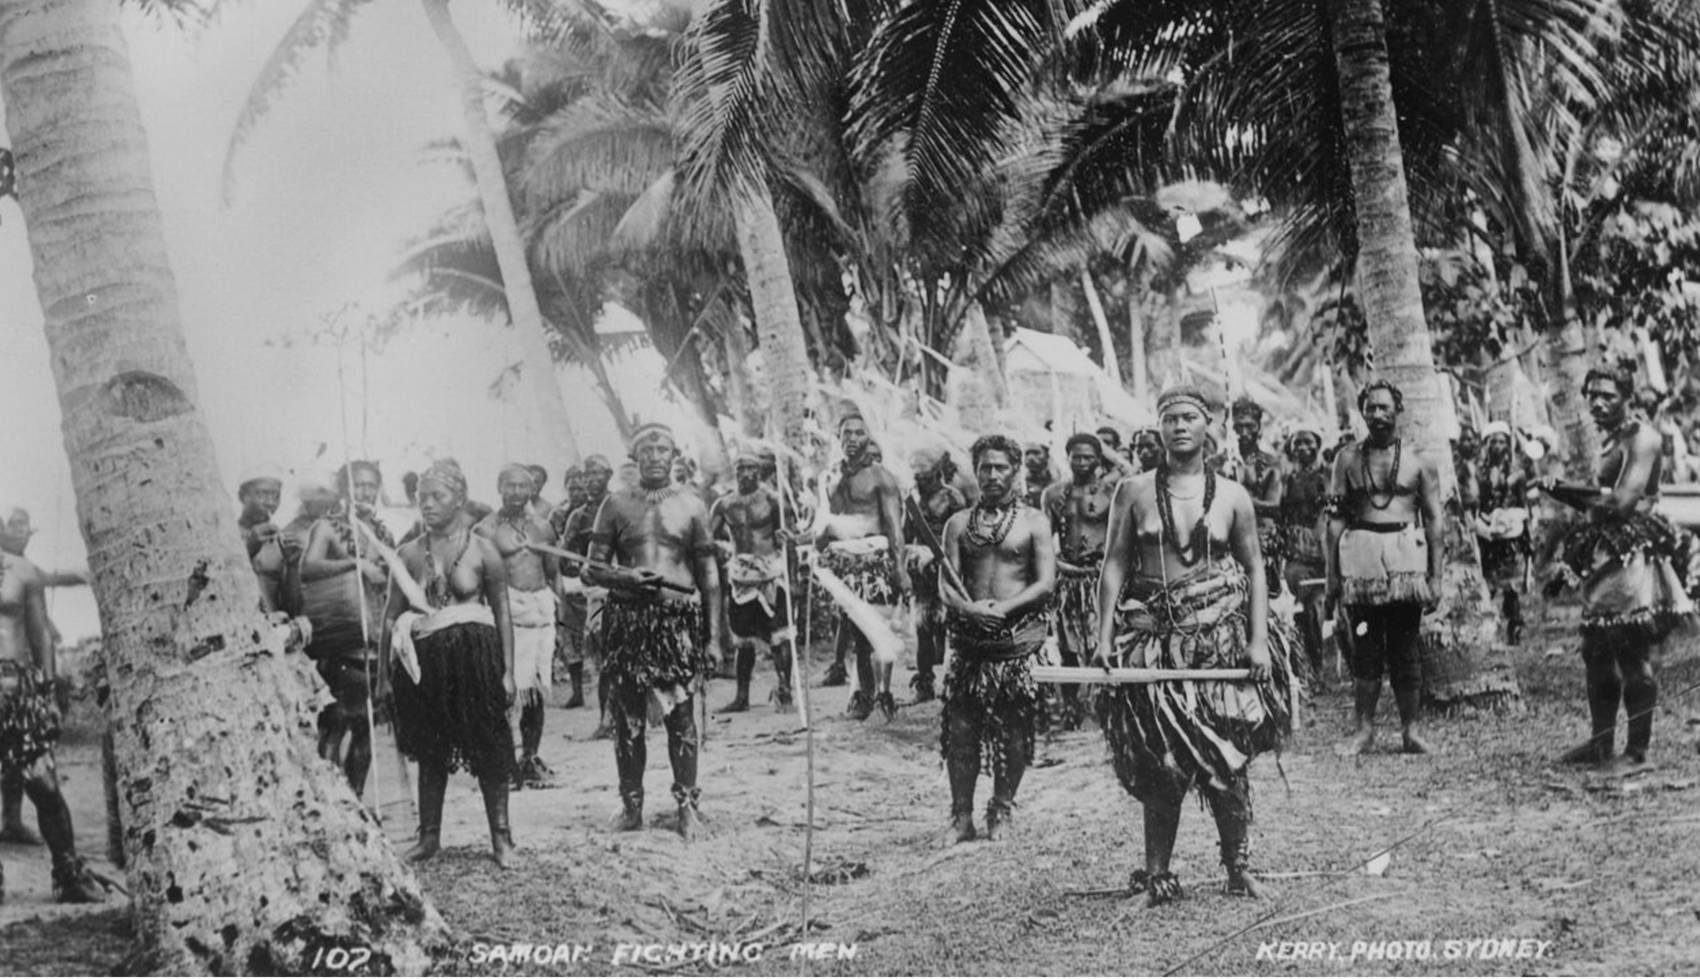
[1,364,1695,909]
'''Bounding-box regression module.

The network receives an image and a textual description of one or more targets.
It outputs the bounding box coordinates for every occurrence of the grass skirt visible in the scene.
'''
[602,591,710,694]
[392,622,513,780]
[1095,560,1294,803]
[941,608,1046,776]
[1339,526,1434,606]
[1055,563,1100,658]
[0,662,59,770]
[1558,510,1697,640]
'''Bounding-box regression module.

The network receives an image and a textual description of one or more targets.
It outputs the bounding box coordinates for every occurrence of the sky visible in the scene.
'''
[0,2,697,640]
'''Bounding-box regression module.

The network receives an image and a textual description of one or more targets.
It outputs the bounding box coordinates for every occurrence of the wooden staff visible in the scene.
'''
[1032,665,1253,684]
[521,541,694,594]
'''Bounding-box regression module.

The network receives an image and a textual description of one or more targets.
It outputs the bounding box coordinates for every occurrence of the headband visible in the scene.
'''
[1156,386,1213,420]
[419,460,468,501]
[498,462,536,486]
[630,423,676,447]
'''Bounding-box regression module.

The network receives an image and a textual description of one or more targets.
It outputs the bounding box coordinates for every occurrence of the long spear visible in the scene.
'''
[774,444,817,950]
[334,326,391,826]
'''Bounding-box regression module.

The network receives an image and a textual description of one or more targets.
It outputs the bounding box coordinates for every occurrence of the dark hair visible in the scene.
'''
[238,477,279,498]
[1357,379,1404,413]
[971,434,1023,469]
[334,460,382,495]
[838,412,866,432]
[1094,426,1121,448]
[1065,433,1104,457]
[1231,396,1264,422]
[1133,428,1161,443]
[1582,367,1633,399]
[528,464,548,486]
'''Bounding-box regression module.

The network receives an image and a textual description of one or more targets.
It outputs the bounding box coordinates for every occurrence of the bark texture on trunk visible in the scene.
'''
[0,0,448,970]
[422,0,580,466]
[1545,317,1596,481]
[734,189,812,455]
[1329,0,1518,708]
[1127,287,1149,404]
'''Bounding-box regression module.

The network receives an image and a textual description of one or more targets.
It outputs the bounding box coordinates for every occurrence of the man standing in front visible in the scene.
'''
[816,413,910,720]
[476,465,561,787]
[585,425,727,839]
[1039,433,1119,729]
[940,435,1056,842]
[709,451,795,713]
[1325,381,1444,755]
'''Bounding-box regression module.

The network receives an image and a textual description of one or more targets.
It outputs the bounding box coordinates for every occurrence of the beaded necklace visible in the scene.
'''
[965,495,1021,548]
[422,527,473,609]
[1361,439,1402,511]
[1156,465,1215,566]
[640,482,684,506]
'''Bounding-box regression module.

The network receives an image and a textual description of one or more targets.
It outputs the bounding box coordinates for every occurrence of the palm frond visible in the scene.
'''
[222,0,381,201]
[519,93,677,198]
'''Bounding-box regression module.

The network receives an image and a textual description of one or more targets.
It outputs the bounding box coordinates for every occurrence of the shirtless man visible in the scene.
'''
[1131,428,1164,474]
[1279,428,1332,678]
[526,464,554,518]
[300,461,393,796]
[710,452,795,713]
[904,446,969,703]
[1541,367,1694,771]
[238,477,285,610]
[1022,443,1053,510]
[0,539,104,901]
[548,466,589,707]
[476,464,560,788]
[559,456,614,731]
[940,435,1057,842]
[1218,398,1285,596]
[1325,381,1444,755]
[585,424,727,839]
[816,413,910,720]
[1040,433,1119,729]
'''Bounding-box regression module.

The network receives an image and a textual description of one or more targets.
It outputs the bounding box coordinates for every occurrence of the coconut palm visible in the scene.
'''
[0,0,447,969]
[222,0,586,463]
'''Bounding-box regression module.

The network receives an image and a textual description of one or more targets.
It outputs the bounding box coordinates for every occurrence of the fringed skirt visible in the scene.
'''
[392,622,513,780]
[1558,510,1697,640]
[941,608,1047,775]
[1055,563,1101,656]
[1095,560,1295,804]
[602,591,710,695]
[0,662,60,770]
[1339,525,1434,606]
[818,541,897,607]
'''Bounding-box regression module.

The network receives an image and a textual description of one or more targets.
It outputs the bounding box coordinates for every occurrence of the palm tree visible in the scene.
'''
[0,0,447,969]
[223,0,582,464]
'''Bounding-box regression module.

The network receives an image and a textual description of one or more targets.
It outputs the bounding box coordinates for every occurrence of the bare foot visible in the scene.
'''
[490,832,514,870]
[403,834,440,863]
[1339,727,1374,756]
[1225,867,1264,898]
[1401,730,1434,754]
[983,803,1012,842]
[0,822,42,846]
[677,804,702,842]
[947,812,976,845]
[610,805,644,832]
[1558,740,1607,767]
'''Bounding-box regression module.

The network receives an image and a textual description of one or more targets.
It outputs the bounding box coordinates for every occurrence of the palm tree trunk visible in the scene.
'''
[0,0,447,970]
[421,0,580,466]
[1329,0,1518,708]
[1148,283,1184,392]
[1081,269,1121,383]
[733,189,812,455]
[1127,286,1150,403]
[721,323,762,438]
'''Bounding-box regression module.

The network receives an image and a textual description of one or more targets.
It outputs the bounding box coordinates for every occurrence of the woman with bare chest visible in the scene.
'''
[386,460,516,868]
[1093,386,1296,906]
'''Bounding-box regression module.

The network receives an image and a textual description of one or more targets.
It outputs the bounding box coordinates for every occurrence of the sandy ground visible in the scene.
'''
[6,601,1700,976]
